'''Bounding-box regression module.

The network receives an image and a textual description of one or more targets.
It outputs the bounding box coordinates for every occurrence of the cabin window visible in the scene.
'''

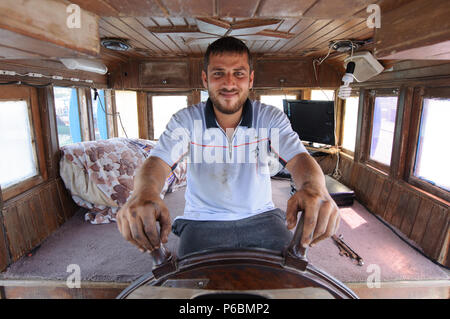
[311,89,334,101]
[0,100,38,188]
[368,95,398,167]
[54,87,82,146]
[152,95,188,139]
[342,96,359,152]
[90,89,108,140]
[0,86,46,200]
[115,90,139,139]
[413,97,450,192]
[201,90,209,102]
[260,95,297,111]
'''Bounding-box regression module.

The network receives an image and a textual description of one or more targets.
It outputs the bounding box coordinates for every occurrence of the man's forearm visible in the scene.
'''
[133,156,172,199]
[286,152,327,194]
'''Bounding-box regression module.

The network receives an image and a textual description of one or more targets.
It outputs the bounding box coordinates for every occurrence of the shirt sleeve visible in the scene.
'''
[268,107,307,166]
[149,111,190,170]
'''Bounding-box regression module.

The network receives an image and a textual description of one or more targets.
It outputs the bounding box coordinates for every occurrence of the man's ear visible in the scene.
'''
[249,70,255,89]
[201,70,208,89]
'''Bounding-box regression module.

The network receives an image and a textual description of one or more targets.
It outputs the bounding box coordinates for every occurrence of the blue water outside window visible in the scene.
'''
[54,87,81,146]
[91,89,108,140]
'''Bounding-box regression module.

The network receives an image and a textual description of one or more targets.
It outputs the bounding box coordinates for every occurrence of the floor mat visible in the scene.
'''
[1,180,448,283]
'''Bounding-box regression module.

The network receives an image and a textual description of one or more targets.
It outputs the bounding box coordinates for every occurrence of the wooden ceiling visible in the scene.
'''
[69,0,379,65]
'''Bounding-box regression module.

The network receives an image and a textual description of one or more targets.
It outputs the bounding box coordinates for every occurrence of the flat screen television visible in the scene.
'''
[283,100,335,146]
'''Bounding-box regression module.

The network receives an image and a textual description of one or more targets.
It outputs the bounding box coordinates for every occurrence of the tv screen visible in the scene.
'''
[283,100,335,146]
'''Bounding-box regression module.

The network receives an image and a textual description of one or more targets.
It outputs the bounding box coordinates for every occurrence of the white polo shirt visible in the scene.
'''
[150,98,307,221]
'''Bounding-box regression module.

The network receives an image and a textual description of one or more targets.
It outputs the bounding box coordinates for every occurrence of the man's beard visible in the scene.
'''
[208,89,248,115]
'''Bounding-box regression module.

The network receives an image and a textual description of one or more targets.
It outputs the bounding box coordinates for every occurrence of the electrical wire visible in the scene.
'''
[93,88,128,138]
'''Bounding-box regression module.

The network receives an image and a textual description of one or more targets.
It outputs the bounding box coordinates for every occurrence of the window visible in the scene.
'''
[201,90,209,102]
[115,90,139,139]
[91,89,108,140]
[0,85,46,200]
[260,95,297,111]
[342,96,359,152]
[311,89,334,101]
[152,95,187,139]
[54,87,81,146]
[413,97,450,191]
[0,100,38,188]
[369,96,398,166]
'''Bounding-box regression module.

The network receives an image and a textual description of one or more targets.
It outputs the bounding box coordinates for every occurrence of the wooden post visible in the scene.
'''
[147,94,154,140]
[137,91,149,140]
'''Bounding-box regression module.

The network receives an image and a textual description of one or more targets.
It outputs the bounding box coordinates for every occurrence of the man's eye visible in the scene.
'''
[213,72,224,77]
[235,72,244,77]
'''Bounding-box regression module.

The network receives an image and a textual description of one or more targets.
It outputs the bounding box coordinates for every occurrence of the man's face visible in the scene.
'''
[202,52,254,115]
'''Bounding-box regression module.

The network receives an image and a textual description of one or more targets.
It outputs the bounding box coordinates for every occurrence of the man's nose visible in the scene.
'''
[222,73,236,88]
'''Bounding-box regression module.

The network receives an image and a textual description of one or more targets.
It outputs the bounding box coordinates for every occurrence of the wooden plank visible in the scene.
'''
[421,205,448,259]
[163,0,214,16]
[38,186,59,235]
[304,0,374,19]
[2,206,26,261]
[137,92,149,140]
[0,0,99,57]
[102,0,165,17]
[367,174,385,213]
[390,187,411,230]
[218,0,259,17]
[67,0,120,16]
[349,162,361,190]
[376,179,392,218]
[374,0,450,59]
[49,181,66,227]
[28,193,49,241]
[399,193,421,238]
[383,182,401,223]
[267,19,316,53]
[276,19,332,53]
[410,198,434,245]
[15,200,34,252]
[290,19,349,52]
[258,0,316,17]
[0,212,10,271]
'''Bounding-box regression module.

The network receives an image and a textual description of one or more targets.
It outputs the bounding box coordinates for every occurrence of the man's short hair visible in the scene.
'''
[203,37,253,73]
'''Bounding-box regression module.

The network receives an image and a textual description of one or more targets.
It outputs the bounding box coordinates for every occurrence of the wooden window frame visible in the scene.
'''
[339,91,360,157]
[359,88,400,174]
[404,86,450,202]
[0,85,47,200]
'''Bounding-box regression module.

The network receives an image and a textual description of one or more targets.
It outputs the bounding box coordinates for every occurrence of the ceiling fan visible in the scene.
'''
[147,17,295,46]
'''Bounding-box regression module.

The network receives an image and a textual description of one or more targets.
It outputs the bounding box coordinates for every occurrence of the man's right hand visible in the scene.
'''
[116,194,172,252]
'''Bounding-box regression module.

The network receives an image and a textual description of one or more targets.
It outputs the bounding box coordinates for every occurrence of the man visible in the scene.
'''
[117,37,340,258]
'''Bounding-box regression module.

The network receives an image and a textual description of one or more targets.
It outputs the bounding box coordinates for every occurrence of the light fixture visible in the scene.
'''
[101,38,131,51]
[338,62,355,100]
[60,58,108,75]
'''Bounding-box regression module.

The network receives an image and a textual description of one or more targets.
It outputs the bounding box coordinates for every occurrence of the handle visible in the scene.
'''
[149,244,172,267]
[286,211,308,260]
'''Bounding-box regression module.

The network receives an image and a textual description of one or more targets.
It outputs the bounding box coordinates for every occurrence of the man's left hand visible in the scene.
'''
[286,182,340,248]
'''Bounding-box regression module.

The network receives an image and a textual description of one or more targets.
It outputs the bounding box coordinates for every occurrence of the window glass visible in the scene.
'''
[414,98,450,191]
[115,90,139,139]
[342,96,359,152]
[0,100,38,188]
[153,96,188,139]
[201,90,209,102]
[369,96,398,166]
[311,89,334,101]
[260,95,297,111]
[91,89,108,140]
[54,87,81,146]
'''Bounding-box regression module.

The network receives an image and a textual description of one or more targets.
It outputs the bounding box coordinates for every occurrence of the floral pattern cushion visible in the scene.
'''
[60,138,186,224]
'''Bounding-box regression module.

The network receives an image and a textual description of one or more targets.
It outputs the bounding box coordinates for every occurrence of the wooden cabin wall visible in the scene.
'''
[316,60,450,267]
[0,57,108,271]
